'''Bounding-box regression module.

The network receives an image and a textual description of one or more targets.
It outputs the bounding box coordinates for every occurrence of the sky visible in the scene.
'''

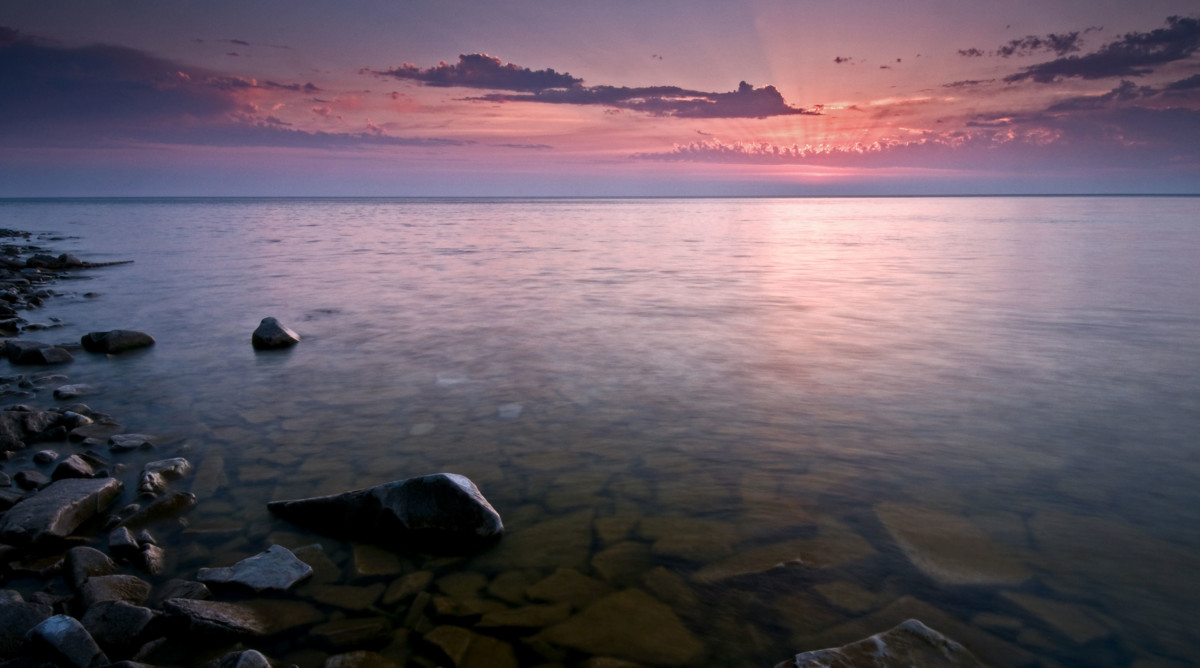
[2,0,1199,196]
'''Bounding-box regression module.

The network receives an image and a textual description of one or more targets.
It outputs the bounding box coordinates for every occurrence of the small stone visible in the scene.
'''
[108,434,154,453]
[197,544,313,593]
[137,457,191,495]
[55,385,99,400]
[33,449,59,465]
[251,317,301,350]
[52,455,95,481]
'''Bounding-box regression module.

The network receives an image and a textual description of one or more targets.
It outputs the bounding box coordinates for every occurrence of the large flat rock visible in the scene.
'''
[0,478,123,545]
[776,619,984,668]
[535,588,704,666]
[875,503,1030,586]
[197,545,312,592]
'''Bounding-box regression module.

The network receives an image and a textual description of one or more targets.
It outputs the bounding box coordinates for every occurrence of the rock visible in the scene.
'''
[875,503,1031,586]
[108,433,154,453]
[303,583,385,611]
[79,574,152,610]
[324,650,400,668]
[33,449,58,465]
[52,454,95,481]
[54,385,99,400]
[1000,592,1111,644]
[0,477,123,545]
[6,340,74,365]
[80,330,155,354]
[776,619,984,668]
[137,457,191,495]
[267,473,503,552]
[474,510,591,570]
[152,579,210,605]
[251,317,300,350]
[79,600,157,655]
[535,589,704,666]
[526,568,614,609]
[197,544,313,593]
[14,469,50,490]
[59,411,95,429]
[0,598,53,656]
[65,546,118,590]
[478,603,572,629]
[310,617,392,649]
[218,649,271,668]
[109,527,141,560]
[382,570,434,607]
[162,598,322,638]
[23,614,109,668]
[135,544,166,575]
[113,490,195,529]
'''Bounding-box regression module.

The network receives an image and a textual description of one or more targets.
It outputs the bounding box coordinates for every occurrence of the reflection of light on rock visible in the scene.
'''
[497,403,523,419]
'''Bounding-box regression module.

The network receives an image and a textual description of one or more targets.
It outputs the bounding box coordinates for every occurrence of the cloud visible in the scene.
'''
[834,56,855,64]
[996,32,1086,58]
[1166,73,1200,90]
[371,53,582,92]
[1005,16,1200,83]
[472,80,817,119]
[958,48,986,58]
[371,53,815,119]
[1046,80,1159,111]
[943,79,995,88]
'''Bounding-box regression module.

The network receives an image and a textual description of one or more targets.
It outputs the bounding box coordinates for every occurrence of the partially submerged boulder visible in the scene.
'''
[80,330,155,354]
[0,478,123,546]
[251,317,300,350]
[267,473,503,552]
[5,340,73,365]
[775,619,984,668]
[196,545,313,593]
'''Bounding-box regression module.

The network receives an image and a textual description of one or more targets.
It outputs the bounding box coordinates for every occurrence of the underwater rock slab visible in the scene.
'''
[535,588,704,666]
[875,503,1031,586]
[197,545,313,593]
[776,619,984,668]
[267,473,502,553]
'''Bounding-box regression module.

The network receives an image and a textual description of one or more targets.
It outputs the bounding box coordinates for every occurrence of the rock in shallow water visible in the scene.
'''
[267,473,503,552]
[80,330,155,354]
[0,477,123,546]
[251,317,300,350]
[197,544,313,593]
[775,618,984,668]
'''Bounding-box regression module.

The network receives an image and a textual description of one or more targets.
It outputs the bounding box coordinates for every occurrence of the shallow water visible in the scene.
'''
[2,196,1199,666]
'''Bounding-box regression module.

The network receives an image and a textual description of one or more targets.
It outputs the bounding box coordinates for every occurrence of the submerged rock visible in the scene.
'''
[6,340,74,365]
[875,503,1030,586]
[535,588,704,666]
[0,477,123,546]
[251,317,300,350]
[80,330,155,354]
[267,473,503,552]
[196,545,313,593]
[775,618,984,668]
[137,457,191,495]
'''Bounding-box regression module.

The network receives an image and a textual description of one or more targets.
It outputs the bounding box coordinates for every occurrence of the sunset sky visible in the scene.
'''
[3,1,1199,196]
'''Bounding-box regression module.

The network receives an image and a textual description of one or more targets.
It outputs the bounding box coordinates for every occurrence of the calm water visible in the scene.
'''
[2,197,1199,667]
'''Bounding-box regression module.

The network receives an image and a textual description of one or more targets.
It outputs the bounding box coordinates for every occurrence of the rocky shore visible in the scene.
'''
[0,228,991,668]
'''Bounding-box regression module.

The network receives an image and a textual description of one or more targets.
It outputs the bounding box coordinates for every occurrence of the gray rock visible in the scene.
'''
[6,340,74,365]
[135,544,166,575]
[33,450,58,465]
[52,454,95,481]
[218,649,271,668]
[80,600,157,654]
[267,472,503,552]
[0,477,123,545]
[152,579,210,605]
[108,433,154,453]
[197,544,313,592]
[0,598,54,656]
[112,490,195,529]
[13,469,49,491]
[775,618,985,668]
[55,386,99,401]
[109,527,140,560]
[162,598,322,639]
[65,546,118,590]
[137,457,191,495]
[251,317,300,350]
[78,574,152,610]
[80,330,156,354]
[23,614,108,668]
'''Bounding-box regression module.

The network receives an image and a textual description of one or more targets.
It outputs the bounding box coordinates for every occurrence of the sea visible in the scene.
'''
[0,196,1198,667]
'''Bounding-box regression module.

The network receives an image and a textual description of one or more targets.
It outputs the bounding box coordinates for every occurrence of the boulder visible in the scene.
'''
[78,574,152,610]
[108,433,154,453]
[6,340,74,365]
[251,317,300,350]
[775,618,984,668]
[267,473,503,552]
[0,597,54,656]
[65,546,119,590]
[23,614,109,668]
[196,544,313,593]
[111,490,196,529]
[55,385,100,401]
[52,454,96,481]
[218,649,271,668]
[0,477,123,545]
[80,330,156,354]
[79,600,157,655]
